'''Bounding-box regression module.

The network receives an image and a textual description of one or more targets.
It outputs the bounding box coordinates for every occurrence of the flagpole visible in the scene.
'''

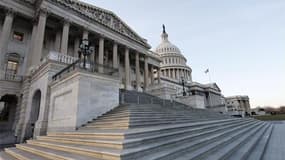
[205,68,212,83]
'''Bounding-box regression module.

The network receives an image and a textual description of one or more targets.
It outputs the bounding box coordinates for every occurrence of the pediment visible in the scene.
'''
[49,0,150,48]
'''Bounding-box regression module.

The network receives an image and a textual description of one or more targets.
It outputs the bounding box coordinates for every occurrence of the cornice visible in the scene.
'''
[48,0,150,48]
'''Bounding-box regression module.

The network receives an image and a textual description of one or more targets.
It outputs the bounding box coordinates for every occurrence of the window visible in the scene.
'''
[6,60,18,75]
[13,31,24,42]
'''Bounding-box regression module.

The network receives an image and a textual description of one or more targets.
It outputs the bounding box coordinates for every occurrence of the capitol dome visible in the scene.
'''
[155,25,192,82]
[155,26,183,57]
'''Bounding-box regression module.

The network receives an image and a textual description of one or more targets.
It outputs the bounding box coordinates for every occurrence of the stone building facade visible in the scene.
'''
[0,0,161,144]
[225,95,251,117]
[149,26,225,110]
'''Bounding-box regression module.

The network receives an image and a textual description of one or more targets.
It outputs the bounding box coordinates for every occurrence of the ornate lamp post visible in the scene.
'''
[181,76,186,96]
[78,39,94,69]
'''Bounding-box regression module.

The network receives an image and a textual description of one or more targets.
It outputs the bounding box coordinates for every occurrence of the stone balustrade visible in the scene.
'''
[46,51,78,64]
[0,70,23,82]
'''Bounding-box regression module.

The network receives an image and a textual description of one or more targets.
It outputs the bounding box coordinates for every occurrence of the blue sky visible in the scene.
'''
[81,0,285,108]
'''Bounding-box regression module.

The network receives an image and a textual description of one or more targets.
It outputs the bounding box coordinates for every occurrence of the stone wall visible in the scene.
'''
[175,95,205,109]
[48,70,120,132]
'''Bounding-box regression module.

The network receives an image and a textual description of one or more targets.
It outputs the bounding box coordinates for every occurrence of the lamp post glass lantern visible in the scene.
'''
[79,39,94,69]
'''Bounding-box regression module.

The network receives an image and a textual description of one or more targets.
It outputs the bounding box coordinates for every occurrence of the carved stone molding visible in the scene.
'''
[49,0,148,47]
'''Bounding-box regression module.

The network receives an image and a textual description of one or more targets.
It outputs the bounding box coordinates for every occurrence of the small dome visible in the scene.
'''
[155,25,182,56]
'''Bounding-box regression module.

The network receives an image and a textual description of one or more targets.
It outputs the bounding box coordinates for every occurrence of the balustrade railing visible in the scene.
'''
[0,71,23,82]
[52,60,119,81]
[46,51,78,64]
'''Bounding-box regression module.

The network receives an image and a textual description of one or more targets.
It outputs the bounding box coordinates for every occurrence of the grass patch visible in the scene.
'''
[253,114,285,121]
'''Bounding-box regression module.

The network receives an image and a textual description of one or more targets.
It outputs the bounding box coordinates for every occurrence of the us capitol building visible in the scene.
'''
[0,0,250,147]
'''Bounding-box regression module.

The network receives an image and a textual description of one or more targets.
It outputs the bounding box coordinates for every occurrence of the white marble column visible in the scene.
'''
[73,38,80,57]
[54,31,61,52]
[172,69,175,79]
[113,42,118,69]
[150,65,154,85]
[144,56,149,90]
[168,69,170,78]
[83,30,89,40]
[124,47,130,89]
[60,20,70,55]
[157,67,161,84]
[31,10,47,68]
[25,22,37,74]
[135,52,140,91]
[98,37,104,73]
[0,10,14,70]
[176,69,180,80]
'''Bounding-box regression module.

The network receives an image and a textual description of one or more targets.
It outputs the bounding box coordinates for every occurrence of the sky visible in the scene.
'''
[81,0,285,108]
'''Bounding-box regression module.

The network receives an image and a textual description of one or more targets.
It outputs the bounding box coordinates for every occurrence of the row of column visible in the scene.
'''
[0,10,14,70]
[162,68,191,81]
[48,13,160,91]
[0,9,160,91]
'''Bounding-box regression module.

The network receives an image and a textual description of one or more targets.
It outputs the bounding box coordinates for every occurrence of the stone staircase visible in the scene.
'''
[0,104,273,160]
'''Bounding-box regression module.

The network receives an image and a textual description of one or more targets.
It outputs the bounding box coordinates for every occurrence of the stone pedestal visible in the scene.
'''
[146,83,176,100]
[175,95,205,109]
[48,70,120,132]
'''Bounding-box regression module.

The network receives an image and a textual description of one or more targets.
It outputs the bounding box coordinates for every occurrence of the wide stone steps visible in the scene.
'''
[5,147,49,160]
[25,140,121,160]
[14,144,101,160]
[221,124,270,160]
[37,119,251,151]
[0,151,17,160]
[84,118,230,129]
[123,120,261,160]
[82,104,230,130]
[170,122,266,160]
[0,103,273,160]
[246,124,274,160]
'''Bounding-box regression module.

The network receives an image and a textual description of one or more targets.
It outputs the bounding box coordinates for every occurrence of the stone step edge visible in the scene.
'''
[135,121,262,160]
[26,140,121,160]
[120,121,260,158]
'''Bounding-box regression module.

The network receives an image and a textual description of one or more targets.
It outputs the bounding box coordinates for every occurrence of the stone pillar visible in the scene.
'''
[31,10,47,68]
[144,56,149,90]
[98,37,104,73]
[25,22,37,74]
[0,10,14,70]
[172,69,175,79]
[54,31,61,52]
[168,69,170,78]
[150,65,154,85]
[176,69,180,80]
[135,52,140,91]
[82,30,89,40]
[124,47,130,89]
[60,20,70,55]
[73,38,80,57]
[113,42,118,69]
[157,67,161,84]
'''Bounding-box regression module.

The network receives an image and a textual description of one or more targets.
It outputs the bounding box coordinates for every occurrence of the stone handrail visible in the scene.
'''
[0,70,23,82]
[119,89,193,109]
[46,51,78,64]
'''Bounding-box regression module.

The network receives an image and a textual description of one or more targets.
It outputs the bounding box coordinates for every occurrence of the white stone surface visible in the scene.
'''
[48,71,120,132]
[176,95,206,109]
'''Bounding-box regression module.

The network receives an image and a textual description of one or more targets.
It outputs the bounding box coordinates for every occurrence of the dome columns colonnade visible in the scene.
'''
[0,6,159,91]
[161,68,192,82]
[155,25,192,83]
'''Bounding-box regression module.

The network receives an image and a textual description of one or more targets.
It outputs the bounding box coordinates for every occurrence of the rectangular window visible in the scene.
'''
[13,31,24,42]
[6,61,18,74]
